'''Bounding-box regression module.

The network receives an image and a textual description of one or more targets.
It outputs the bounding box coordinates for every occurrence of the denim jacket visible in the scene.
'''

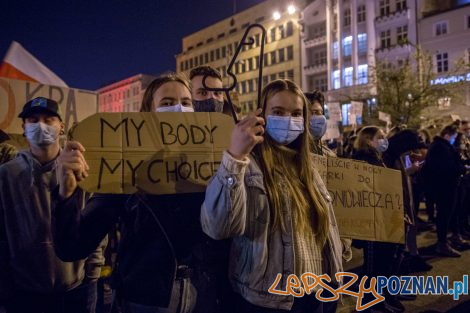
[201,151,349,310]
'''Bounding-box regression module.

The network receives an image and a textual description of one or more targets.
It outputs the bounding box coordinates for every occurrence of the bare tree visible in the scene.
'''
[367,45,468,127]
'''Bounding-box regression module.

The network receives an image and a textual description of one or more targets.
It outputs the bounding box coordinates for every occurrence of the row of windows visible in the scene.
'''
[433,16,470,37]
[187,16,267,51]
[237,70,295,95]
[307,74,328,92]
[379,0,407,17]
[332,64,368,89]
[332,33,368,59]
[101,86,140,105]
[181,21,294,72]
[379,25,408,49]
[101,101,140,113]
[183,45,295,78]
[343,5,366,27]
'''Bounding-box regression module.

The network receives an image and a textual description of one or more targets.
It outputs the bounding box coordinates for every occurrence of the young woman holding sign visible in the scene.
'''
[201,79,349,312]
[352,126,405,313]
[52,72,230,313]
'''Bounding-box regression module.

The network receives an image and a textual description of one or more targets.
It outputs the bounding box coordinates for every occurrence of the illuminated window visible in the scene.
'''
[343,67,353,86]
[358,33,367,53]
[357,64,368,84]
[333,70,341,89]
[343,36,352,56]
[342,103,352,125]
[333,41,339,59]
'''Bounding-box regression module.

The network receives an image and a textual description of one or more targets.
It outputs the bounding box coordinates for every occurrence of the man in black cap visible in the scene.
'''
[0,97,105,313]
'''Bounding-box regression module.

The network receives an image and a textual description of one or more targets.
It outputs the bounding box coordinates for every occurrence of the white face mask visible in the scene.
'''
[155,104,194,113]
[24,122,59,147]
[265,115,305,145]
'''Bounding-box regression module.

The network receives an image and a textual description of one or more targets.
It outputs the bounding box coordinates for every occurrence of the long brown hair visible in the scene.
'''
[140,72,191,112]
[255,79,330,246]
[354,126,381,153]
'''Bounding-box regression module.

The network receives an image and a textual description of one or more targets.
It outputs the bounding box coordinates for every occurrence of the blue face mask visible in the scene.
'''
[377,138,389,153]
[309,115,327,139]
[265,115,304,145]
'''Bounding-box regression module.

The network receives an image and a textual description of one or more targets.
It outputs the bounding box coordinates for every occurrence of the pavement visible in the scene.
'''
[337,212,470,313]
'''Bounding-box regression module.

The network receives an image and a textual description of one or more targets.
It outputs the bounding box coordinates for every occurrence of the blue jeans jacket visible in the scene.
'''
[201,152,349,311]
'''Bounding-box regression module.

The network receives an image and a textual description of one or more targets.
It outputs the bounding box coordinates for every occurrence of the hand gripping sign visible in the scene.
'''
[69,112,234,195]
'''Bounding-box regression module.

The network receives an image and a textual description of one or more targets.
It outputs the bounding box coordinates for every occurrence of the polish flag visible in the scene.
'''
[0,41,68,87]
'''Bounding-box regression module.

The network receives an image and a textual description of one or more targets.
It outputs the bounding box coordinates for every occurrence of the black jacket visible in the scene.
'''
[421,136,465,192]
[352,149,385,167]
[52,190,228,308]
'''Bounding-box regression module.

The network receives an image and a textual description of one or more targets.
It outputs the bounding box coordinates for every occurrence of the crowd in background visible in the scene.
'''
[0,65,469,313]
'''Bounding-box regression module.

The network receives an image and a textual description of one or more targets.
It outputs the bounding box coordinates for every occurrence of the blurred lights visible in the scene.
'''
[273,11,281,20]
[288,5,296,14]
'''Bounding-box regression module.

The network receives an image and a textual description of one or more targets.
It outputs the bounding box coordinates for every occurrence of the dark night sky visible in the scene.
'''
[1,0,265,91]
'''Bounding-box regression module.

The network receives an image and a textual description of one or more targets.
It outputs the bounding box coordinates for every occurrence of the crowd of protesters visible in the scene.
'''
[0,65,469,313]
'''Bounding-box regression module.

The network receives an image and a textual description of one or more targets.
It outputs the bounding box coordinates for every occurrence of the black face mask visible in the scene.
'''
[192,98,224,113]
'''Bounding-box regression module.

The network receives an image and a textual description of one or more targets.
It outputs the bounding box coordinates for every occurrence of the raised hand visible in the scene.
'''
[57,141,89,199]
[228,108,265,160]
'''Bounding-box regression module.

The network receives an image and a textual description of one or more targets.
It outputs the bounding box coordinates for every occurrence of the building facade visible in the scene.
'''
[301,0,419,126]
[419,2,470,121]
[176,0,309,113]
[97,74,156,112]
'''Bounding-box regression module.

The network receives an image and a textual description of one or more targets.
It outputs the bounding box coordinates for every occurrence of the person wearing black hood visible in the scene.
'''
[382,129,433,274]
[421,124,467,257]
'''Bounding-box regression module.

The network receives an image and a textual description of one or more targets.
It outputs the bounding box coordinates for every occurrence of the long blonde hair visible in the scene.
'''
[255,80,330,246]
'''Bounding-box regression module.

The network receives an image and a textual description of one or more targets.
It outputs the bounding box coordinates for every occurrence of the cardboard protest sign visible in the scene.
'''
[326,102,342,122]
[351,101,363,117]
[378,111,391,124]
[313,155,404,244]
[0,77,98,135]
[70,112,234,195]
[324,119,341,140]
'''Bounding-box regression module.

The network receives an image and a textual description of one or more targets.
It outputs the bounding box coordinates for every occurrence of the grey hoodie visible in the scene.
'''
[0,150,105,300]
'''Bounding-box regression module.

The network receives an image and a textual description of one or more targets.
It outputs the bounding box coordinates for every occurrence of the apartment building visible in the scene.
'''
[301,0,418,126]
[419,2,470,120]
[97,74,156,112]
[176,0,309,113]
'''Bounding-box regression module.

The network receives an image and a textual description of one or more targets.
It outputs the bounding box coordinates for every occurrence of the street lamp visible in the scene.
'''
[288,5,296,15]
[272,11,281,20]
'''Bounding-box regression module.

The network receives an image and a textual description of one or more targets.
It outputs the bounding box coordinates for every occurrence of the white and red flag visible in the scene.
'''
[0,41,68,87]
